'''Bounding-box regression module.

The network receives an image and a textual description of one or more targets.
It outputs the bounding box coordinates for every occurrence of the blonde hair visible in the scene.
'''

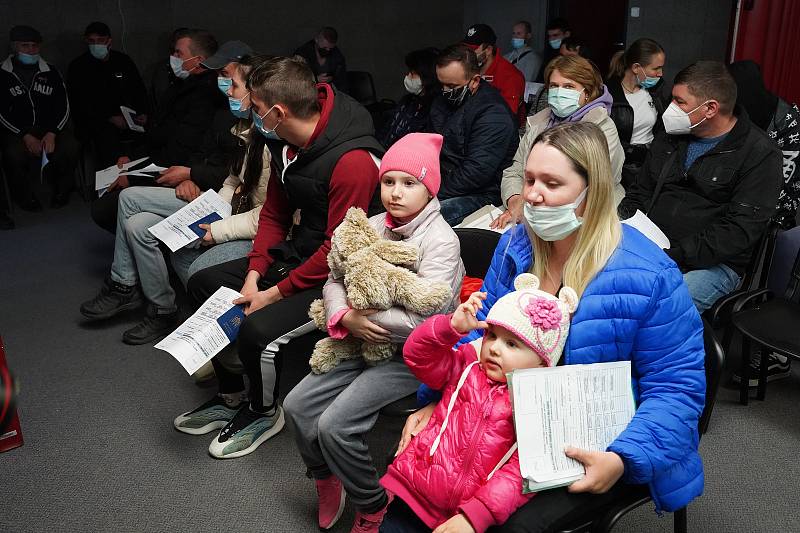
[543,55,603,101]
[525,122,621,297]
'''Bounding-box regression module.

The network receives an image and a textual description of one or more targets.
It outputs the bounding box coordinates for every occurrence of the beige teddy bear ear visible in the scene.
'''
[514,273,540,291]
[558,286,579,314]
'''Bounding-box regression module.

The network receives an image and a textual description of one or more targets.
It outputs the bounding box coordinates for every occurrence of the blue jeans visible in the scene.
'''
[683,264,740,313]
[438,193,500,226]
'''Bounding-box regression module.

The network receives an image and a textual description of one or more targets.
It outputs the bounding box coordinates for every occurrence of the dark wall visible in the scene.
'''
[626,0,735,92]
[463,0,549,59]
[0,0,467,101]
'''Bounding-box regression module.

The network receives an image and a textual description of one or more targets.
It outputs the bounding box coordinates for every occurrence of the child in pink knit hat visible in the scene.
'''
[380,273,578,532]
[283,132,466,533]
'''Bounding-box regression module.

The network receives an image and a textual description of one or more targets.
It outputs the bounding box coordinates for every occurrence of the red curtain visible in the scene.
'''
[733,0,800,103]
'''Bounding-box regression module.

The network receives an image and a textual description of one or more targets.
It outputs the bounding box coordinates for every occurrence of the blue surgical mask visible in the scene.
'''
[88,44,109,60]
[511,38,526,50]
[524,187,588,241]
[547,87,583,118]
[228,91,250,119]
[635,69,660,89]
[17,52,40,65]
[252,106,281,140]
[169,55,193,79]
[217,76,232,94]
[548,38,562,50]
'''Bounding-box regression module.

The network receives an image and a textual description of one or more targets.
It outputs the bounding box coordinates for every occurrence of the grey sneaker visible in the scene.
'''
[174,395,242,435]
[80,278,144,321]
[208,405,285,459]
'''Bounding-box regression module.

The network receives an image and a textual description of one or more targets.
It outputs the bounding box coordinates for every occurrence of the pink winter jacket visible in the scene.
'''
[381,314,534,532]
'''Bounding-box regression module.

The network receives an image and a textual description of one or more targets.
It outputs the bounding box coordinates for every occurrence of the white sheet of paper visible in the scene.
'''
[455,205,508,233]
[120,163,167,177]
[155,287,243,375]
[147,189,232,252]
[622,210,671,249]
[94,156,149,191]
[120,105,145,132]
[511,362,635,489]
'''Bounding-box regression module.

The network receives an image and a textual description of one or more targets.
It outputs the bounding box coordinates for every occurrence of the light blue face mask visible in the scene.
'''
[17,52,40,65]
[252,107,281,140]
[169,55,191,79]
[88,44,109,60]
[217,76,232,94]
[523,187,588,241]
[547,87,583,118]
[635,69,660,89]
[548,38,562,50]
[228,91,250,119]
[511,38,526,50]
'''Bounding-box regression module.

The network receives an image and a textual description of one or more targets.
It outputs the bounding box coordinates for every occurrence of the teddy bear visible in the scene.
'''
[307,207,453,374]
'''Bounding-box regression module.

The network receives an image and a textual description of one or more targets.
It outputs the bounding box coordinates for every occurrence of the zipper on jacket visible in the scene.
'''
[736,201,761,214]
[10,69,38,130]
[445,384,501,512]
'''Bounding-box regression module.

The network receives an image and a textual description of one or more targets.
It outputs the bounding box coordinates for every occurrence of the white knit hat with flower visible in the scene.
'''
[485,273,578,367]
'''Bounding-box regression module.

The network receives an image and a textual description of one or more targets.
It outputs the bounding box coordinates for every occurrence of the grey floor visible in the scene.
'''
[2,197,800,533]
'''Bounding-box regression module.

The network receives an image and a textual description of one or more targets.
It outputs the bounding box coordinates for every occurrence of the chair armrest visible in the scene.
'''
[706,288,752,328]
[731,288,773,314]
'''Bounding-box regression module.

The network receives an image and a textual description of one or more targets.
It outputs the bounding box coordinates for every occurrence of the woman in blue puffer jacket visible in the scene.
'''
[397,121,705,532]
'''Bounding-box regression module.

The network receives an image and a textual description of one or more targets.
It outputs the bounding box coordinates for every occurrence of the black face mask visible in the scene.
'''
[317,46,332,58]
[443,84,470,108]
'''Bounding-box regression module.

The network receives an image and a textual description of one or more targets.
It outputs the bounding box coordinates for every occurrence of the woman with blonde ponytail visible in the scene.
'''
[403,122,706,533]
[607,38,667,188]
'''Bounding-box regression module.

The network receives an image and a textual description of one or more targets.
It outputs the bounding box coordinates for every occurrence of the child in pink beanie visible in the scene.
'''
[283,133,466,533]
[380,273,578,532]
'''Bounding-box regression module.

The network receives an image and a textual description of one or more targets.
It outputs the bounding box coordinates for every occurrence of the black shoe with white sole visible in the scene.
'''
[733,352,791,387]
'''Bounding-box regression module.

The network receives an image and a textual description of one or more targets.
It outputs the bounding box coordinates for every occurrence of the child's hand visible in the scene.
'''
[342,309,391,343]
[450,292,489,335]
[433,514,475,533]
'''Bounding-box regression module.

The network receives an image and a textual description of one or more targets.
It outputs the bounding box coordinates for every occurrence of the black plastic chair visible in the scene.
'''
[346,71,378,107]
[731,227,800,405]
[555,319,725,533]
[379,227,501,418]
[704,222,779,356]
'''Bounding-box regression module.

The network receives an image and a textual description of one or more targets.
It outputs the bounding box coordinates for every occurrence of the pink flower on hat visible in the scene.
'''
[524,298,562,331]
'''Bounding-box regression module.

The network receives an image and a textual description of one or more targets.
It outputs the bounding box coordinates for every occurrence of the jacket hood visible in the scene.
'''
[548,84,613,127]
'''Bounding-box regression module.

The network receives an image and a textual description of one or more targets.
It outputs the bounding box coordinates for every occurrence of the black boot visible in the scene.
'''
[122,307,179,345]
[80,278,144,320]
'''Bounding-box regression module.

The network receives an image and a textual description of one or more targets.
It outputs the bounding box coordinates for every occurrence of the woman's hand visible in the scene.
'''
[489,195,523,230]
[433,514,475,533]
[234,285,282,315]
[450,292,488,335]
[341,309,391,343]
[199,223,215,246]
[396,403,436,456]
[565,447,625,494]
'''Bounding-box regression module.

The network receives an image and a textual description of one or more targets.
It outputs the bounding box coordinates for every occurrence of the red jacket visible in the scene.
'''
[484,52,525,126]
[381,314,533,532]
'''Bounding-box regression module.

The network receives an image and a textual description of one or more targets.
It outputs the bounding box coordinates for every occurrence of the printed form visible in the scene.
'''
[155,287,245,375]
[510,361,635,492]
[148,190,231,251]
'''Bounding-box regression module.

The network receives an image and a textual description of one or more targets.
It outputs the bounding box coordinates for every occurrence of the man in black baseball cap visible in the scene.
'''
[201,40,253,70]
[67,21,149,169]
[1,24,77,212]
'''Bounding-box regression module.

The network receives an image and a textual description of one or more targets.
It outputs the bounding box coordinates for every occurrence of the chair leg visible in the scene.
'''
[740,336,750,405]
[673,507,687,533]
[757,344,768,401]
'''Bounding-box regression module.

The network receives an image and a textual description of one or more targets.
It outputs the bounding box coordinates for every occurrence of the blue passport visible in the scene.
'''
[216,305,246,342]
[188,212,223,238]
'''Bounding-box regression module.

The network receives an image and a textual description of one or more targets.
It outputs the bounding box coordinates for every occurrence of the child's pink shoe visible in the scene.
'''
[316,476,346,530]
[350,494,393,533]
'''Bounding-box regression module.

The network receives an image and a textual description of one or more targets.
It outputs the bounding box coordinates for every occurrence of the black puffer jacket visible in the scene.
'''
[428,80,518,201]
[619,107,783,273]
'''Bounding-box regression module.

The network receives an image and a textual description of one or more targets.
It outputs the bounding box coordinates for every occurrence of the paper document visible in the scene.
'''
[148,189,231,251]
[119,162,167,178]
[510,361,636,493]
[455,205,509,233]
[120,105,145,132]
[622,210,670,249]
[155,287,245,375]
[94,156,149,192]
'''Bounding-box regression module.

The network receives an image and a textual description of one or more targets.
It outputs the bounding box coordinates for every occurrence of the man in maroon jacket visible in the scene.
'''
[176,56,384,460]
[462,23,526,127]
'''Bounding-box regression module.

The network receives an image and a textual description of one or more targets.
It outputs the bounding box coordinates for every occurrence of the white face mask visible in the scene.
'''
[169,55,195,79]
[524,187,588,241]
[662,100,710,135]
[404,75,423,95]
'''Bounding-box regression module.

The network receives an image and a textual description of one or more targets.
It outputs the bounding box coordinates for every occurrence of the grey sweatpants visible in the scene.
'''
[283,356,420,513]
